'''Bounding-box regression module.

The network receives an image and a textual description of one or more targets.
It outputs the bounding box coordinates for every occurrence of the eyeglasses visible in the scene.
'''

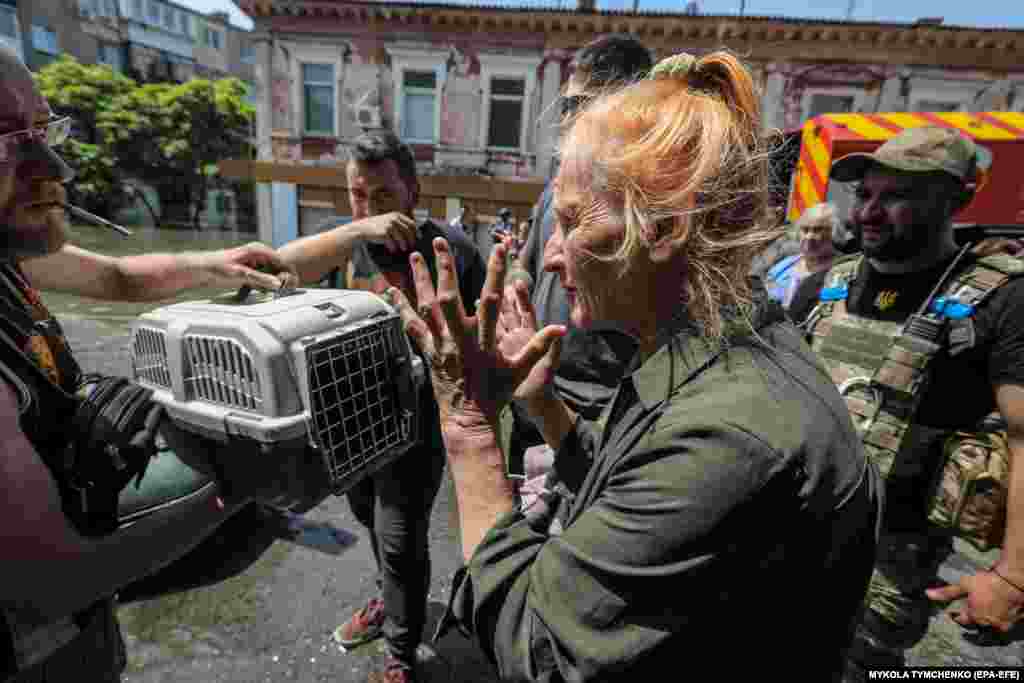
[0,117,73,164]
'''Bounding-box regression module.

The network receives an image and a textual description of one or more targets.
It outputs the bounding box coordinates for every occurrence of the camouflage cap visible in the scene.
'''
[830,126,978,183]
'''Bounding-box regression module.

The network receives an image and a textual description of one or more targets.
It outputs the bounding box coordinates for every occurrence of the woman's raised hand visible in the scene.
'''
[386,236,565,422]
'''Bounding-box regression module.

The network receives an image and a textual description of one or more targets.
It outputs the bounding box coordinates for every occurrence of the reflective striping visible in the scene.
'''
[786,111,1024,223]
[863,114,904,134]
[977,112,1024,138]
[799,139,827,201]
[875,112,929,132]
[805,126,833,188]
[789,184,805,221]
[914,111,982,140]
[825,114,896,140]
[929,113,1019,141]
[797,170,822,213]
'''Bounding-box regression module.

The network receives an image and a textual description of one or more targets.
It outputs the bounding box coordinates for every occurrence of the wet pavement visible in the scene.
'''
[42,227,1022,680]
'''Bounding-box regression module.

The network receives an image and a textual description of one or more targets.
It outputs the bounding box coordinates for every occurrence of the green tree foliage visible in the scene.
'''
[102,78,254,228]
[34,55,254,229]
[34,56,136,214]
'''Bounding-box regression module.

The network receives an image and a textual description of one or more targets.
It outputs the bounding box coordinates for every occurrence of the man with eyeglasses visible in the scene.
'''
[506,34,653,498]
[0,45,296,682]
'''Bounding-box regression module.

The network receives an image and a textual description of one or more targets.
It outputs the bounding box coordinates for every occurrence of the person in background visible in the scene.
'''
[276,129,486,683]
[508,33,653,498]
[0,44,296,683]
[765,201,838,311]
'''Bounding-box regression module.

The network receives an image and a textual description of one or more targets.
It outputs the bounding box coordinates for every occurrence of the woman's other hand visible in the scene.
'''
[386,236,565,423]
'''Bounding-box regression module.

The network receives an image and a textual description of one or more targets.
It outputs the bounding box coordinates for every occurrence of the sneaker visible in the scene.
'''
[375,658,416,683]
[334,598,385,648]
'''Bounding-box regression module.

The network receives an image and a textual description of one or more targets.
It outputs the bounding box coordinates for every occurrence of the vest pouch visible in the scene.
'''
[926,429,1010,552]
[872,334,937,398]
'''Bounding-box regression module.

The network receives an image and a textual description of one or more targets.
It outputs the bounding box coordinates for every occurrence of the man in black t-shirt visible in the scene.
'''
[277,131,485,683]
[789,127,1024,680]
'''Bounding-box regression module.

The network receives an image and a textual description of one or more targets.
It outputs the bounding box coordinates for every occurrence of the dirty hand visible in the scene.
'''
[386,238,565,423]
[352,211,419,253]
[926,565,1024,633]
[199,242,299,290]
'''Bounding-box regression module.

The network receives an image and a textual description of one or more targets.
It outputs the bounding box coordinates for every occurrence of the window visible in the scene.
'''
[179,12,190,36]
[477,54,540,154]
[240,41,254,64]
[0,6,18,39]
[486,77,526,150]
[302,63,335,135]
[914,99,961,112]
[807,94,855,118]
[204,26,222,50]
[400,70,437,143]
[98,43,124,72]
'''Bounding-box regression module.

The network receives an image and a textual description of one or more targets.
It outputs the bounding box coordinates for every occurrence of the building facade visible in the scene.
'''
[13,0,253,84]
[0,0,21,60]
[239,0,1024,176]
[235,0,1024,244]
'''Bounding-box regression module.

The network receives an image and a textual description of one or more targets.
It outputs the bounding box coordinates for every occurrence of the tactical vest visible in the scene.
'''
[804,253,1023,544]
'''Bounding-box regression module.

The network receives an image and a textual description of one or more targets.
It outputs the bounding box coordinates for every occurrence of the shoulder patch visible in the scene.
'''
[823,255,861,288]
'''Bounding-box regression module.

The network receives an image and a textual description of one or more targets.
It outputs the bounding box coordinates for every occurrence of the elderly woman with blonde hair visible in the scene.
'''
[387,51,880,681]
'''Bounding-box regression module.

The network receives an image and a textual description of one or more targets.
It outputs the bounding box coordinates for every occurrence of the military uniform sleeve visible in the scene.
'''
[447,412,784,681]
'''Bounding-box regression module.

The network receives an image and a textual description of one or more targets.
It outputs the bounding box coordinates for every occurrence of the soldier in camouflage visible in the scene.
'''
[789,126,1024,680]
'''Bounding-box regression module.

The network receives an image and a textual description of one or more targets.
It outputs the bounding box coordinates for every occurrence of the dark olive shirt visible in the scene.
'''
[442,306,879,680]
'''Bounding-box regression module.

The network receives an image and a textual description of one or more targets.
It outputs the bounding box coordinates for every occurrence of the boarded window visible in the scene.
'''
[487,77,526,149]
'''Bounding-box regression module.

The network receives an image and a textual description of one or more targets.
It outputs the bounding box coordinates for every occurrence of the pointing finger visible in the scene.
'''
[409,252,444,342]
[479,243,509,352]
[433,238,470,348]
[515,279,538,331]
[385,287,435,358]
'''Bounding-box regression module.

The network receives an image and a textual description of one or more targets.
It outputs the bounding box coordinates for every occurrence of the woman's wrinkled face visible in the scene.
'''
[546,148,636,330]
